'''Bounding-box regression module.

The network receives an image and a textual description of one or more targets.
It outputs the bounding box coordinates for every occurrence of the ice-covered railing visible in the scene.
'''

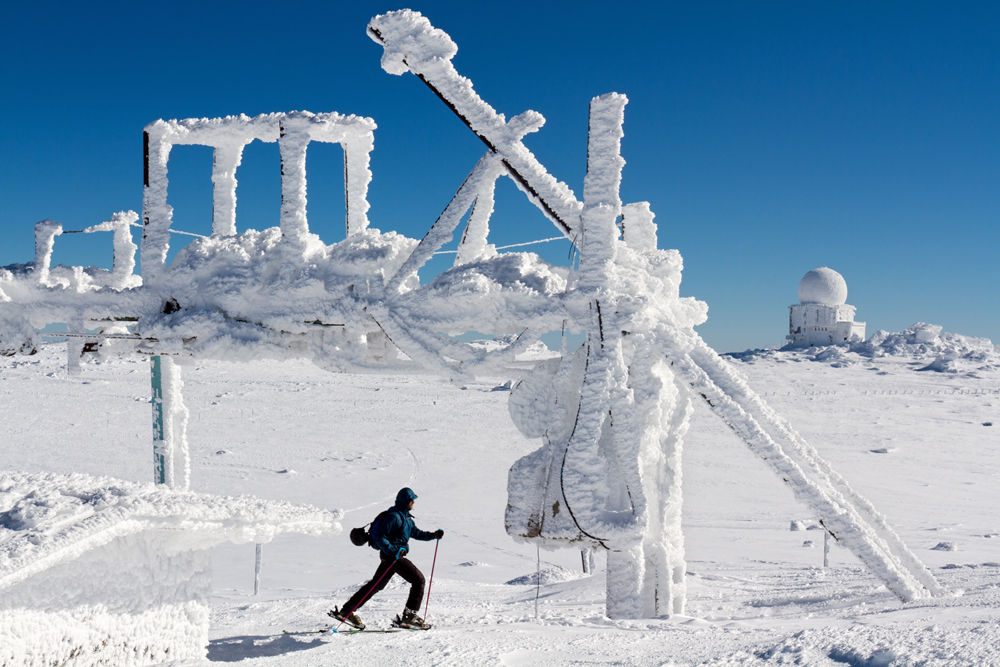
[142,111,376,280]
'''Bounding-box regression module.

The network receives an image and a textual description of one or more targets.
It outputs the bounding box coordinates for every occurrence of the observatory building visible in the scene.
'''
[787,267,866,347]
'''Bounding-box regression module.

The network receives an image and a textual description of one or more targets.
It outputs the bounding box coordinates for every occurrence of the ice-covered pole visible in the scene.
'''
[33,220,62,286]
[150,355,190,490]
[142,123,174,284]
[367,10,582,237]
[212,142,246,237]
[279,113,312,251]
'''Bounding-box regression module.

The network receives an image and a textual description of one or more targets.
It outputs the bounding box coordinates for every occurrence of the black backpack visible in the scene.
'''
[350,510,390,549]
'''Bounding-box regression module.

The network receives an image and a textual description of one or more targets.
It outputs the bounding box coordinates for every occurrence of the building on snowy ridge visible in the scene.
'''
[787,267,866,347]
[0,470,341,667]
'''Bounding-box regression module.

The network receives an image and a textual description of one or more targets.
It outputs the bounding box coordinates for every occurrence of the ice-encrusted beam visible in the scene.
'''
[684,338,944,598]
[385,152,503,294]
[454,157,506,267]
[368,10,582,238]
[671,339,940,602]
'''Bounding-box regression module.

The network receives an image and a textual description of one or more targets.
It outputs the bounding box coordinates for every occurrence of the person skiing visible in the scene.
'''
[330,487,443,630]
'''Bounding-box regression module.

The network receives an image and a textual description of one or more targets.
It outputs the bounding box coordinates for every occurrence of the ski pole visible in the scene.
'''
[334,559,397,631]
[423,538,440,621]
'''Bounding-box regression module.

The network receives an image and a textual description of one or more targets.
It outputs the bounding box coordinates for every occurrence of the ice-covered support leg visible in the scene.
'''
[343,132,375,236]
[254,543,262,595]
[141,124,175,284]
[607,542,645,619]
[33,220,62,287]
[150,355,190,490]
[673,347,935,601]
[151,356,166,484]
[633,355,691,616]
[454,156,505,266]
[278,114,312,252]
[689,339,941,596]
[386,152,504,294]
[211,142,247,237]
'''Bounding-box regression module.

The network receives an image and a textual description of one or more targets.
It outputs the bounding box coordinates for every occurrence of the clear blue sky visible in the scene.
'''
[2,1,997,353]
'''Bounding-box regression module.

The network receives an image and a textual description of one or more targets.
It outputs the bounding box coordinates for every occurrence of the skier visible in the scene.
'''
[330,487,443,630]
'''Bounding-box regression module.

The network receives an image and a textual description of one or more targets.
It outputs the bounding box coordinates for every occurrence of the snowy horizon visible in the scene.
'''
[1,2,997,353]
[2,337,998,665]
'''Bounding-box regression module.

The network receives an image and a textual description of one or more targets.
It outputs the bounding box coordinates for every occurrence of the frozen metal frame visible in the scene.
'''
[0,9,944,620]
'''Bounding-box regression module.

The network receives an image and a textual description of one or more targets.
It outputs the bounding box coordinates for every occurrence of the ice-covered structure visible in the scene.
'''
[0,470,339,667]
[0,9,943,620]
[787,267,866,347]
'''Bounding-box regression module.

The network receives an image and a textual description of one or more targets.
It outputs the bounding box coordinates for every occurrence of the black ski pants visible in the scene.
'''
[343,553,425,614]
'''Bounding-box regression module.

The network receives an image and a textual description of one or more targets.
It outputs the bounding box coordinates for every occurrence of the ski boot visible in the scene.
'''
[328,606,365,630]
[393,607,432,630]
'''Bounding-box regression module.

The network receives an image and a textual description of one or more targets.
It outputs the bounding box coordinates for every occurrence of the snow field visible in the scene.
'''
[2,341,998,664]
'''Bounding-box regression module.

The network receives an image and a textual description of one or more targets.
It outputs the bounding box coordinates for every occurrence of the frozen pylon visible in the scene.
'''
[368,9,943,617]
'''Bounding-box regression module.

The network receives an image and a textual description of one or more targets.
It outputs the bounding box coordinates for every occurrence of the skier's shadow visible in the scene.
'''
[207,634,325,662]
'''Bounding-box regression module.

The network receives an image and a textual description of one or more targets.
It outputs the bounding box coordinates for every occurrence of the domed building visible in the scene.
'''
[787,267,866,347]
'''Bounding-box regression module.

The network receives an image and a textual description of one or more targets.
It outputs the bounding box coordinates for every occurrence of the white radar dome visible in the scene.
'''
[798,267,848,305]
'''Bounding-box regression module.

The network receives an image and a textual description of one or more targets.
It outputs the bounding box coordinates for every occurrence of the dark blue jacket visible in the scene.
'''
[372,488,435,558]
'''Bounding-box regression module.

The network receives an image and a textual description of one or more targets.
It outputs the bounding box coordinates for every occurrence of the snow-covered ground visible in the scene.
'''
[2,335,998,666]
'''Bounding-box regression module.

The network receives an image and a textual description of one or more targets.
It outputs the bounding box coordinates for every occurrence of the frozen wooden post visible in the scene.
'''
[824,530,830,568]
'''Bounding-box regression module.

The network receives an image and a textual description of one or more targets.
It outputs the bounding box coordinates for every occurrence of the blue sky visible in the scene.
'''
[1,1,997,353]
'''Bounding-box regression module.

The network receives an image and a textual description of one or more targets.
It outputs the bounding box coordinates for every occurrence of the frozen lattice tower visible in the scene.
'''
[0,9,944,620]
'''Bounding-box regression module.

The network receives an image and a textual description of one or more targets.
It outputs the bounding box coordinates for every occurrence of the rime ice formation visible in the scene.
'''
[0,471,340,667]
[788,267,866,347]
[0,9,942,620]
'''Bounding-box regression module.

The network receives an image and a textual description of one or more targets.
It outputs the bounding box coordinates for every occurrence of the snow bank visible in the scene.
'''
[0,470,340,591]
[0,470,340,666]
[0,602,208,667]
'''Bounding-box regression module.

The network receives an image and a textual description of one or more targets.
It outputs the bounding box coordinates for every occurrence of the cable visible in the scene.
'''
[432,236,566,255]
[128,221,207,239]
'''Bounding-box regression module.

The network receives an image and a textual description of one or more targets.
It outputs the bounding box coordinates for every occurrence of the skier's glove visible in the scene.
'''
[433,529,444,540]
[396,546,408,560]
